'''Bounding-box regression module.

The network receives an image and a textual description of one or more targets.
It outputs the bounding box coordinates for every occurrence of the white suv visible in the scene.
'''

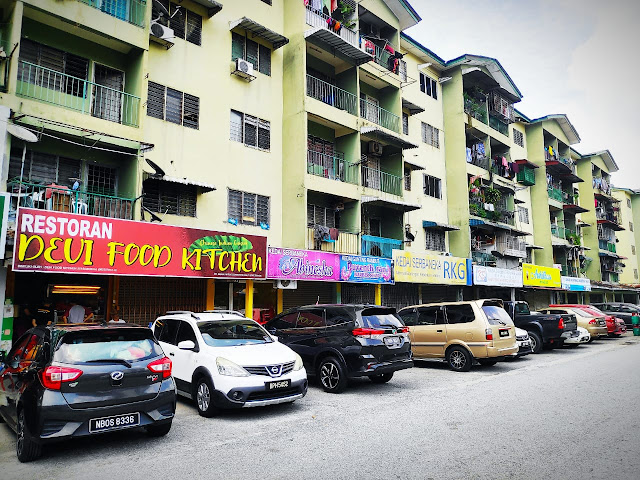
[151,311,307,417]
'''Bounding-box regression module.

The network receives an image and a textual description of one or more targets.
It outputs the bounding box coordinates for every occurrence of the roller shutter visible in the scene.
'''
[382,283,419,310]
[342,284,375,305]
[282,281,334,311]
[420,285,458,304]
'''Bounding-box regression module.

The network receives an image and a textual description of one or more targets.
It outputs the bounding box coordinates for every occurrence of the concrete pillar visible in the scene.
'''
[374,284,382,305]
[276,288,283,314]
[510,288,516,302]
[245,279,254,319]
[335,283,341,304]
[206,279,215,310]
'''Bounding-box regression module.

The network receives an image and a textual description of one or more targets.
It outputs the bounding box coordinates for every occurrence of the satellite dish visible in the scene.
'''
[6,123,38,143]
[152,0,170,17]
[145,158,166,177]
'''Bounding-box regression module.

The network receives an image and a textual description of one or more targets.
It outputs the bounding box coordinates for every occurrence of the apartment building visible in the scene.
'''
[612,187,639,285]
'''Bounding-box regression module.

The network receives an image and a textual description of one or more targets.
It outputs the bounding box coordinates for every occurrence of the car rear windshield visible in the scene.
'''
[514,303,530,315]
[585,306,604,315]
[360,308,404,329]
[54,330,163,364]
[198,320,272,347]
[482,306,514,326]
[571,309,592,318]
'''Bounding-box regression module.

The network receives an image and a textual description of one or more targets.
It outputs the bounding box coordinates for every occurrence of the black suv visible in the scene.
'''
[265,305,413,393]
[0,324,176,462]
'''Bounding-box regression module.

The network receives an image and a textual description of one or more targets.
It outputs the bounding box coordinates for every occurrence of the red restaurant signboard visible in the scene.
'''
[12,208,267,279]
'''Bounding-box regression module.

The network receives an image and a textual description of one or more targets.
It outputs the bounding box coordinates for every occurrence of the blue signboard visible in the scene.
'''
[339,254,394,284]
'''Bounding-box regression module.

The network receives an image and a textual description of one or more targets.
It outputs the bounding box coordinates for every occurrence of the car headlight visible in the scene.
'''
[293,353,304,371]
[216,357,250,377]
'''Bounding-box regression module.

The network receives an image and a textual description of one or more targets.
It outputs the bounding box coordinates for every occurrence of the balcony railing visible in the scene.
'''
[306,75,357,115]
[495,236,527,258]
[489,114,509,136]
[469,199,515,226]
[551,225,576,240]
[468,153,490,170]
[464,97,488,124]
[360,98,400,132]
[596,210,622,226]
[547,185,564,202]
[561,265,579,277]
[307,151,358,184]
[599,240,617,253]
[306,227,360,254]
[7,180,135,220]
[305,5,358,46]
[362,40,401,75]
[79,0,147,28]
[361,235,402,259]
[17,61,140,127]
[472,251,497,266]
[361,166,402,196]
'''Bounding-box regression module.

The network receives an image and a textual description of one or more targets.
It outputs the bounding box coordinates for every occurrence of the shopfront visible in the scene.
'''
[472,265,523,301]
[521,263,563,310]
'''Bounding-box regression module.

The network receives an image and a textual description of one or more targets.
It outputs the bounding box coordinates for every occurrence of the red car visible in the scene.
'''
[550,304,625,337]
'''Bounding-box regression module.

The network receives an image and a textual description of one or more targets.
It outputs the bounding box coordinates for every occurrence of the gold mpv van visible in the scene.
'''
[397,300,518,371]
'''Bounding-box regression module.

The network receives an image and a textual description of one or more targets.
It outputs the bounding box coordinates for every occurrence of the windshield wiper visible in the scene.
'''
[85,358,132,368]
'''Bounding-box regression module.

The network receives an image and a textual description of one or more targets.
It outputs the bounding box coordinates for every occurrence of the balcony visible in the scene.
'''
[307,150,358,184]
[464,96,488,124]
[469,199,515,226]
[551,225,577,241]
[547,185,564,203]
[472,251,497,266]
[305,5,358,47]
[495,236,527,258]
[596,210,624,230]
[306,75,358,116]
[599,240,617,253]
[79,0,147,28]
[361,235,402,258]
[361,166,402,196]
[489,115,509,136]
[360,98,400,133]
[560,265,578,277]
[17,61,141,127]
[7,181,135,220]
[306,228,360,254]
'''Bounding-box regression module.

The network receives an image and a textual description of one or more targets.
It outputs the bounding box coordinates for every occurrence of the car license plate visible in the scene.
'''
[89,413,139,433]
[266,379,291,390]
[499,329,509,337]
[384,336,401,346]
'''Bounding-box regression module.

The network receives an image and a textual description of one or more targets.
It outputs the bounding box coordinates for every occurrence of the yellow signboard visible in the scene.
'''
[522,263,561,288]
[392,250,471,285]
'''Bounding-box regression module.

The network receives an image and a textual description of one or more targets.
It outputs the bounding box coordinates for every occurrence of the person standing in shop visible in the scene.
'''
[64,300,94,323]
[35,301,55,327]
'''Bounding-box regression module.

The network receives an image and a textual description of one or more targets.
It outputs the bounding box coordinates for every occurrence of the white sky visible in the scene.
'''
[403,0,640,188]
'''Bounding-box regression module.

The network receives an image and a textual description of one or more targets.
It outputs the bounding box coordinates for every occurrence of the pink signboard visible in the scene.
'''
[267,247,340,282]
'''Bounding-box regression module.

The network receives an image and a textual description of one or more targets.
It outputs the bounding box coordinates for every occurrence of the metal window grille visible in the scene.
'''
[165,87,183,125]
[230,32,272,76]
[423,174,441,198]
[258,119,271,150]
[419,72,437,100]
[244,115,258,147]
[259,44,271,75]
[88,164,117,196]
[230,111,270,150]
[185,9,202,46]
[517,205,529,224]
[425,230,445,251]
[9,147,81,186]
[143,179,197,217]
[183,93,199,129]
[404,170,411,191]
[147,82,165,119]
[513,129,524,147]
[307,203,335,228]
[147,82,199,128]
[228,190,270,227]
[402,112,409,135]
[421,122,439,148]
[169,3,185,39]
[230,110,243,142]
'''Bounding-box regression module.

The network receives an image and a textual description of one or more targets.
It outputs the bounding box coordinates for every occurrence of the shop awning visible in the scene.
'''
[361,195,421,212]
[469,218,528,236]
[360,126,418,150]
[423,221,460,231]
[190,0,222,17]
[230,17,289,50]
[304,28,372,66]
[402,98,425,115]
[146,174,216,192]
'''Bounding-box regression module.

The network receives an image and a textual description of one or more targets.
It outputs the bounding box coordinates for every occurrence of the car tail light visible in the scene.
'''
[42,366,83,390]
[147,357,172,379]
[558,318,564,329]
[485,328,493,340]
[589,319,597,325]
[352,328,385,337]
[398,326,410,333]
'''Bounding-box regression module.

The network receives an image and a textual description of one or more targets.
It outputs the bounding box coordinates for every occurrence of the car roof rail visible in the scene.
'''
[202,310,244,317]
[166,310,200,319]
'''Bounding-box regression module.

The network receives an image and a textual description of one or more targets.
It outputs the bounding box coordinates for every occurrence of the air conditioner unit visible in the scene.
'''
[368,141,383,156]
[274,280,297,290]
[233,58,255,80]
[150,21,175,43]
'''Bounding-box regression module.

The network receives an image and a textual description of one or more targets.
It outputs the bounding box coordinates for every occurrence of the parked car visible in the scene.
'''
[539,307,608,340]
[503,301,577,353]
[591,303,640,328]
[562,326,591,347]
[0,324,176,462]
[151,311,307,416]
[265,305,413,393]
[515,327,533,357]
[615,318,627,334]
[551,304,625,337]
[397,300,518,372]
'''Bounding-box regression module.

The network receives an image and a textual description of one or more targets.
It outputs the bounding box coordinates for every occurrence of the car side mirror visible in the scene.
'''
[271,335,278,342]
[177,340,196,351]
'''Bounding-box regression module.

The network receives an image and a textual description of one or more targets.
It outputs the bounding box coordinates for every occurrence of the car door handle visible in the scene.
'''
[169,352,174,356]
[437,330,443,333]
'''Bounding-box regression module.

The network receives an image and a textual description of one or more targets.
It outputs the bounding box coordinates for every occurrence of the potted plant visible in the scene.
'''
[484,187,502,205]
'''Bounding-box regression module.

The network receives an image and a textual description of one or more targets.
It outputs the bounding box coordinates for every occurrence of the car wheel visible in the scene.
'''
[528,331,543,354]
[318,357,347,393]
[16,409,41,463]
[369,372,394,384]
[146,420,172,437]
[195,377,218,417]
[446,346,472,372]
[477,359,497,367]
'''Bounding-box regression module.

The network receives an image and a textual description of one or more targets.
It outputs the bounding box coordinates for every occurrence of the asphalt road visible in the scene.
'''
[2,336,640,480]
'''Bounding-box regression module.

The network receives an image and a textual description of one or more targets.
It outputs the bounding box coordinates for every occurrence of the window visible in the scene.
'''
[423,174,442,199]
[417,306,445,326]
[307,203,336,228]
[143,179,197,217]
[513,129,524,147]
[404,168,411,191]
[399,309,417,326]
[419,72,438,100]
[231,32,271,76]
[146,82,199,129]
[517,205,529,224]
[632,245,636,255]
[228,189,270,226]
[261,0,272,4]
[627,198,632,208]
[9,147,81,186]
[268,312,299,330]
[635,269,639,280]
[155,319,180,345]
[421,122,440,148]
[425,230,445,252]
[445,304,475,324]
[630,222,634,232]
[153,1,202,46]
[87,164,117,196]
[402,112,409,135]
[297,309,326,328]
[229,110,270,150]
[176,321,198,346]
